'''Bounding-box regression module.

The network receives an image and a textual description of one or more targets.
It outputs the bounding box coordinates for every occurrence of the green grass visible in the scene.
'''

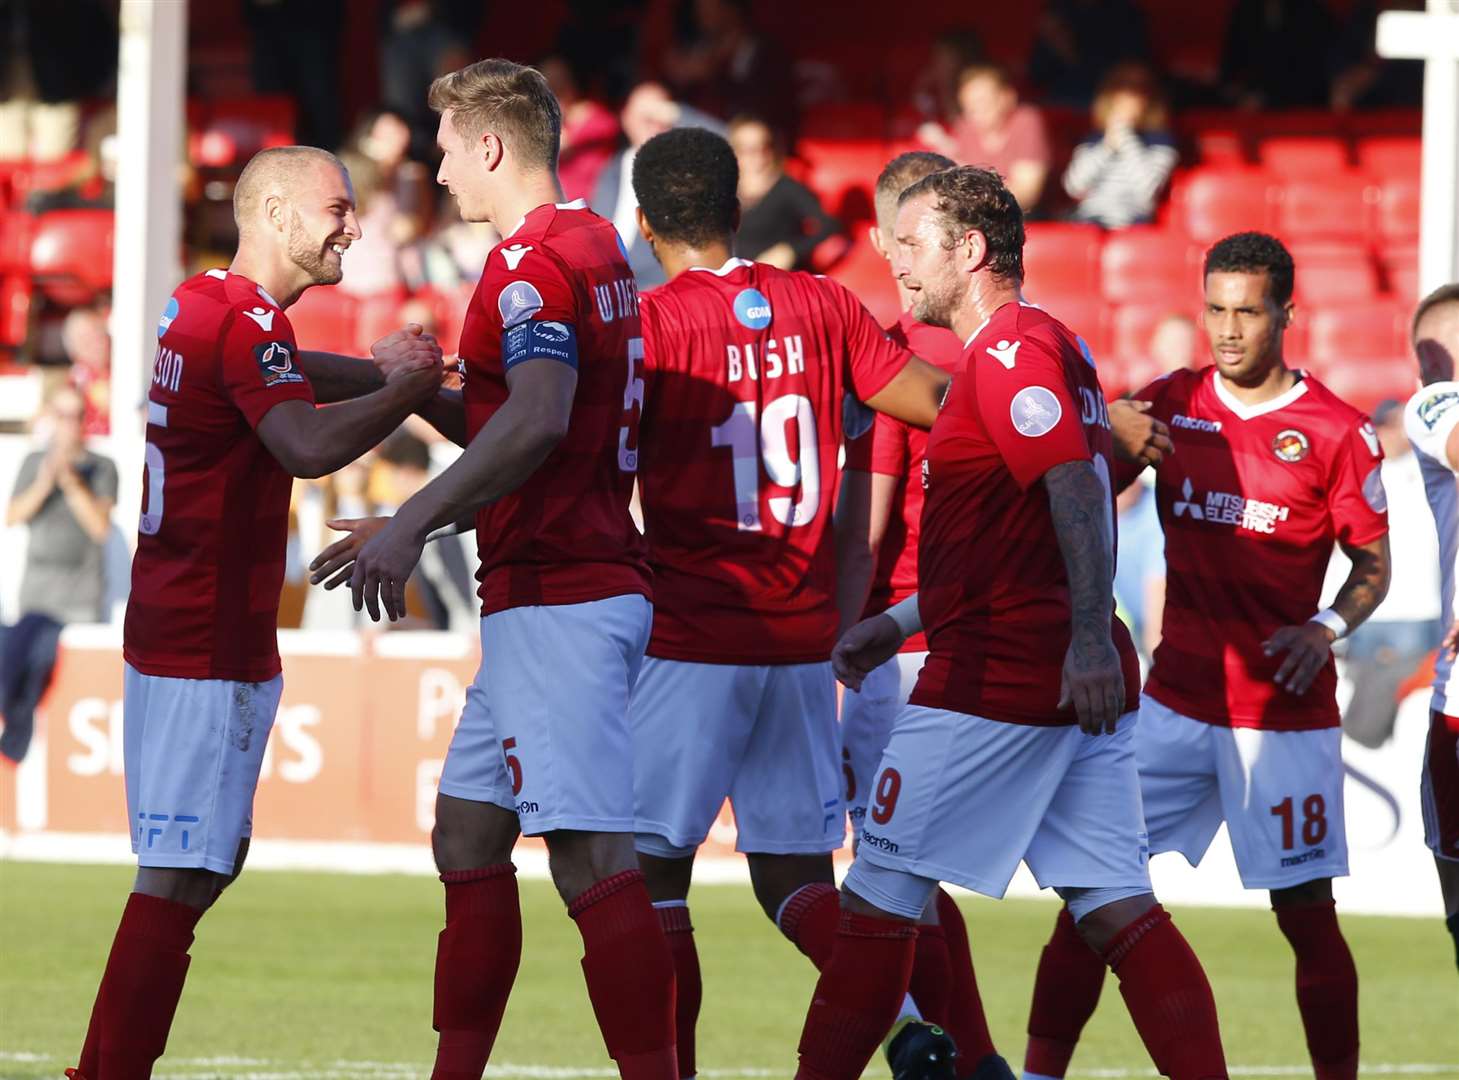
[1,861,1455,1079]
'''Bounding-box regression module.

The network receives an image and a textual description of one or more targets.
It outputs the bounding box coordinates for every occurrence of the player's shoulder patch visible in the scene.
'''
[1010,385,1063,437]
[254,340,305,386]
[498,279,545,328]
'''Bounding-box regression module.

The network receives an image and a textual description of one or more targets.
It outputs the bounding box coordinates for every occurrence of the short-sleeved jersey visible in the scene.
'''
[844,311,964,653]
[458,200,650,615]
[909,301,1140,724]
[1405,380,1459,715]
[124,269,315,682]
[637,258,911,664]
[1135,366,1389,730]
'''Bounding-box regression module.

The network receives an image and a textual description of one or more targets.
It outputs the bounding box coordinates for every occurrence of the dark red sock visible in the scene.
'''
[909,923,953,1024]
[933,888,997,1074]
[74,891,201,1080]
[569,870,678,1080]
[1275,901,1359,1080]
[777,882,840,969]
[1024,906,1105,1078]
[431,865,522,1080]
[795,911,917,1080]
[1103,905,1227,1080]
[655,903,700,1080]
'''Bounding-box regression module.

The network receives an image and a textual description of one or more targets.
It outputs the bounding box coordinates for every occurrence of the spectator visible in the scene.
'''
[243,0,345,150]
[541,54,621,202]
[351,109,432,222]
[0,0,115,161]
[1,385,118,762]
[62,304,112,437]
[378,0,470,160]
[1220,0,1337,110]
[1028,0,1151,108]
[658,0,797,139]
[591,82,725,288]
[917,64,1050,212]
[1329,0,1424,112]
[1329,399,1441,748]
[729,116,841,271]
[1063,65,1177,230]
[908,29,985,129]
[335,152,409,297]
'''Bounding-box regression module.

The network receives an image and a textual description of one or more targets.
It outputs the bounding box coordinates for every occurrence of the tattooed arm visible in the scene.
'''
[1263,535,1391,695]
[1044,459,1126,735]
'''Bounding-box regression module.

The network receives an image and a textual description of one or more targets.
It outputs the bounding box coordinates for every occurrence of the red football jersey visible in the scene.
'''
[910,301,1140,724]
[1131,367,1388,730]
[637,258,912,664]
[458,201,650,615]
[844,310,964,653]
[124,269,315,682]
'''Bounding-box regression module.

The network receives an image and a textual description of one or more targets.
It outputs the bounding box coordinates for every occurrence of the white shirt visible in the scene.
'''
[1404,381,1459,713]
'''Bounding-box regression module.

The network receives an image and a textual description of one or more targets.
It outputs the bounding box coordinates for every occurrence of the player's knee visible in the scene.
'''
[133,866,227,912]
[1061,888,1157,953]
[432,797,517,872]
[545,830,638,906]
[1270,877,1333,907]
[635,844,695,903]
[747,852,835,922]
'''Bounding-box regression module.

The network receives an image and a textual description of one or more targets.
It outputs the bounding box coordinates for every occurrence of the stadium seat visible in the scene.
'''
[0,275,31,347]
[1374,177,1419,241]
[794,139,885,224]
[1305,302,1406,365]
[1023,223,1102,299]
[1287,241,1380,304]
[1276,175,1377,240]
[28,209,114,299]
[800,103,888,141]
[1357,136,1422,181]
[351,290,411,356]
[1172,168,1277,242]
[285,286,357,355]
[1380,242,1419,304]
[1259,136,1348,177]
[1031,294,1110,364]
[191,96,296,170]
[0,211,31,274]
[1110,303,1178,372]
[826,235,899,327]
[6,151,91,204]
[1311,356,1416,415]
[1099,228,1199,304]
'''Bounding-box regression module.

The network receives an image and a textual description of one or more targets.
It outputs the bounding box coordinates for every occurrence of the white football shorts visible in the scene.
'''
[845,704,1151,916]
[123,663,282,875]
[437,593,651,835]
[840,651,927,828]
[631,658,843,856]
[1136,694,1349,889]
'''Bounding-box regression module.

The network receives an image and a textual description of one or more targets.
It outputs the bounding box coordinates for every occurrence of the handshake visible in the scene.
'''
[368,323,456,391]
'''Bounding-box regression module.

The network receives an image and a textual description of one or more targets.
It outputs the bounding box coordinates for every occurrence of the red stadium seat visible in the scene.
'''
[1357,136,1421,181]
[1259,136,1348,177]
[284,286,357,355]
[1191,128,1246,166]
[1380,242,1419,304]
[1312,357,1417,415]
[794,139,885,225]
[1110,303,1182,372]
[1276,175,1377,240]
[0,275,31,347]
[1287,241,1379,304]
[1031,294,1110,364]
[191,96,296,169]
[1172,168,1277,242]
[1374,177,1419,241]
[1099,228,1200,304]
[0,211,32,274]
[28,209,114,299]
[826,236,899,327]
[1305,302,1406,365]
[1023,223,1102,299]
[351,290,411,355]
[801,103,888,141]
[7,151,91,203]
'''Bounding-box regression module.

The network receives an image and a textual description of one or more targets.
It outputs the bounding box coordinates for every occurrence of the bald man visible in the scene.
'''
[65,146,445,1080]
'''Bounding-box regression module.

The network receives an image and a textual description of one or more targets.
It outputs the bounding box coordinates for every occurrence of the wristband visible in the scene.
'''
[1310,608,1349,640]
[886,594,923,638]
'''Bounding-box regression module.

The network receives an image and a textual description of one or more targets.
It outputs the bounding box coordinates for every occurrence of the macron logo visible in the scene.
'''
[242,306,275,332]
[501,243,533,270]
[986,339,1021,369]
[1172,413,1221,433]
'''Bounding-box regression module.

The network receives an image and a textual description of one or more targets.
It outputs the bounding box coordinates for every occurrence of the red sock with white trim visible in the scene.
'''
[933,888,998,1074]
[1102,905,1227,1080]
[431,865,522,1080]
[1275,901,1359,1080]
[654,902,700,1079]
[73,892,201,1080]
[1023,905,1105,1078]
[570,870,679,1080]
[777,882,840,969]
[795,911,917,1080]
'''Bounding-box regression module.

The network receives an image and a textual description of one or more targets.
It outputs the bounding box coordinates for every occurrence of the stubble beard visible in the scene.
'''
[287,211,342,286]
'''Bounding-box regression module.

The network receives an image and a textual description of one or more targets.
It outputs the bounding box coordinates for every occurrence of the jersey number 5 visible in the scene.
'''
[618,336,645,472]
[709,393,820,531]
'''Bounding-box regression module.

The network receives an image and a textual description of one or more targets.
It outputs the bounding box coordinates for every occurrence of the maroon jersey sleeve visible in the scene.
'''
[218,309,314,428]
[825,279,912,403]
[1327,418,1389,547]
[486,246,582,366]
[973,332,1091,490]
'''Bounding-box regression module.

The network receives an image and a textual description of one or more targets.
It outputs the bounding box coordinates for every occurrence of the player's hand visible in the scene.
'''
[1443,619,1459,662]
[348,516,426,622]
[832,613,905,692]
[309,516,390,589]
[371,323,445,383]
[1109,399,1172,468]
[1059,631,1125,735]
[1263,621,1336,695]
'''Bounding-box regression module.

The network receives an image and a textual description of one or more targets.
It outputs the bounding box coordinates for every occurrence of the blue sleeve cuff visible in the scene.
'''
[502,319,578,371]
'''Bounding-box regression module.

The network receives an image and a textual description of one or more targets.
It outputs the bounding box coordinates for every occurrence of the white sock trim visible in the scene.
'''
[651,898,689,910]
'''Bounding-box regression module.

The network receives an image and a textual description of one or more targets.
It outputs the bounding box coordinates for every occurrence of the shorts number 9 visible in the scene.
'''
[870,767,901,825]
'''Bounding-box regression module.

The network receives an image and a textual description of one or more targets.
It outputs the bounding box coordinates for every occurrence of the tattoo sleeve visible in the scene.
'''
[1044,459,1116,644]
[1331,535,1391,633]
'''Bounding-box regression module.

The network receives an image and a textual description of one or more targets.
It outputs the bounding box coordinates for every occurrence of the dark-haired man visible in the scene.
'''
[800,166,1228,1080]
[622,126,960,1080]
[1020,232,1390,1080]
[1401,282,1459,974]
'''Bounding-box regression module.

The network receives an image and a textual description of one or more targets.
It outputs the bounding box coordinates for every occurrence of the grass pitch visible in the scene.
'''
[1,861,1455,1079]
